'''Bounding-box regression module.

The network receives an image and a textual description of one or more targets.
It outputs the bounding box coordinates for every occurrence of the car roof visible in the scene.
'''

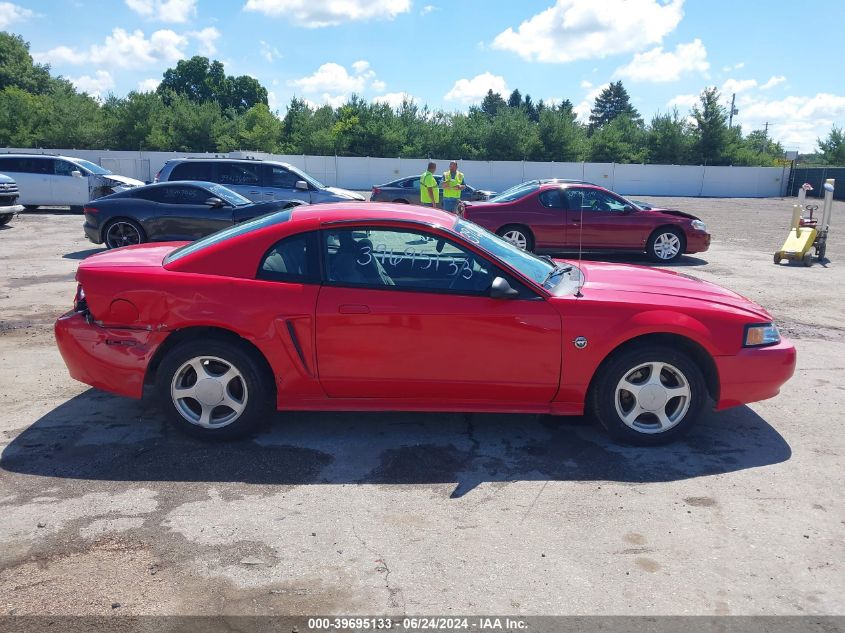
[291,201,458,228]
[166,157,294,169]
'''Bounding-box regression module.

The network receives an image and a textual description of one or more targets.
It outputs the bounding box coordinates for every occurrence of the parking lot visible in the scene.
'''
[0,196,843,616]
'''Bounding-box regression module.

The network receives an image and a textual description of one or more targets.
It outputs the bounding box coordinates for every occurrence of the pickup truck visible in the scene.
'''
[0,173,23,226]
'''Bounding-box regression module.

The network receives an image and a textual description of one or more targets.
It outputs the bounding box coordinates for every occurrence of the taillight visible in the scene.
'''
[83,206,98,214]
[73,284,87,312]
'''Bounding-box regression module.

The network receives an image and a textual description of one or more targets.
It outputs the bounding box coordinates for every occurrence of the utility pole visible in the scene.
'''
[762,122,769,153]
[728,93,739,128]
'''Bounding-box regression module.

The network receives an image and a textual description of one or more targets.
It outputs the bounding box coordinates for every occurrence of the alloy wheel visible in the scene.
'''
[614,361,691,434]
[502,229,528,250]
[105,222,142,248]
[170,356,248,429]
[653,232,681,260]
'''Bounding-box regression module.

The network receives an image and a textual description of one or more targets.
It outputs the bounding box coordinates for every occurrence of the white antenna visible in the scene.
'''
[576,191,584,296]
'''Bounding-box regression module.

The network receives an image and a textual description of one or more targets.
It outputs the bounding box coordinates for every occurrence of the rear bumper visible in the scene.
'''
[714,338,796,410]
[55,311,168,399]
[83,220,101,244]
[686,231,711,254]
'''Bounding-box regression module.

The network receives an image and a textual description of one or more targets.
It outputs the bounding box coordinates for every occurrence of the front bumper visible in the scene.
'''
[714,338,796,410]
[0,204,23,219]
[686,231,711,254]
[55,311,168,399]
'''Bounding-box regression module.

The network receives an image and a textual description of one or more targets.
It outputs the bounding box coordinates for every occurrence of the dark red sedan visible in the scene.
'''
[55,204,794,446]
[462,181,710,262]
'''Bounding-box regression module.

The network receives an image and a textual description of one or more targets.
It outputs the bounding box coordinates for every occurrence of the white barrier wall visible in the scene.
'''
[0,148,789,197]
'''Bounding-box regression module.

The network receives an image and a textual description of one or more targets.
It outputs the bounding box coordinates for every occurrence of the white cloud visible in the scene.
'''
[721,78,758,95]
[736,92,845,152]
[137,78,161,92]
[374,91,418,108]
[125,0,197,22]
[188,27,220,55]
[760,75,786,90]
[267,90,279,111]
[444,72,508,104]
[34,28,219,70]
[666,93,698,110]
[491,0,684,63]
[420,4,437,15]
[579,80,593,89]
[721,61,744,72]
[615,39,709,83]
[69,70,115,98]
[243,0,411,27]
[289,61,383,106]
[0,1,33,28]
[260,40,281,62]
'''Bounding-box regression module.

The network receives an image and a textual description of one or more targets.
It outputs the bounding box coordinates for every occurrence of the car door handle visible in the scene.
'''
[338,304,370,314]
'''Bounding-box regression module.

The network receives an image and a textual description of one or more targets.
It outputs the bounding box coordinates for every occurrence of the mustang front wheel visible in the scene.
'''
[590,345,707,445]
[156,339,273,439]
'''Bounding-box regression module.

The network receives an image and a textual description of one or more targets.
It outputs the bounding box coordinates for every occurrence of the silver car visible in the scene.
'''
[156,158,365,204]
[370,174,495,204]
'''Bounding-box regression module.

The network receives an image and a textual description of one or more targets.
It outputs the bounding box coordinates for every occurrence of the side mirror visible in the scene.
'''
[295,180,309,191]
[490,276,519,300]
[71,170,83,178]
[204,197,225,208]
[622,205,635,213]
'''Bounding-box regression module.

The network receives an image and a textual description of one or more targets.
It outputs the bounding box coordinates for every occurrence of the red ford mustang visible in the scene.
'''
[462,181,711,262]
[55,203,793,445]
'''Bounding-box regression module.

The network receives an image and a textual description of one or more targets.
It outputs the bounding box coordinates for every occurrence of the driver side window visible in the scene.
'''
[322,227,496,294]
[567,188,628,212]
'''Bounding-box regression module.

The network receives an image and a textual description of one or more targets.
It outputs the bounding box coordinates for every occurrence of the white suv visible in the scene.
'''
[0,154,144,210]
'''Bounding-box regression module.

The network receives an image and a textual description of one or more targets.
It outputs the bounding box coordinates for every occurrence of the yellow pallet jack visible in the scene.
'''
[774,179,833,266]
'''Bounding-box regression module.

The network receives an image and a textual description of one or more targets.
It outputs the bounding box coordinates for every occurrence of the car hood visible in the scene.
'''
[577,260,771,319]
[643,207,700,221]
[0,173,15,184]
[79,243,185,269]
[103,174,145,187]
[325,186,365,201]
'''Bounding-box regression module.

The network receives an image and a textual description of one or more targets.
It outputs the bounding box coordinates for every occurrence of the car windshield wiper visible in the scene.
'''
[542,264,572,286]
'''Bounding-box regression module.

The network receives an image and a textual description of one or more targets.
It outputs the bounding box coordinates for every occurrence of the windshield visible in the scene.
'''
[454,220,581,293]
[489,183,539,203]
[164,210,292,264]
[289,166,325,190]
[71,158,112,175]
[206,183,250,206]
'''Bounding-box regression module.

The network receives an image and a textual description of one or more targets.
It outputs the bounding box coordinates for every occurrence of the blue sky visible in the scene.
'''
[5,0,845,151]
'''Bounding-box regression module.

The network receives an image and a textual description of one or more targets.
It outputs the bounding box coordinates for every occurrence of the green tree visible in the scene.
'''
[588,81,641,132]
[157,56,267,112]
[691,87,730,164]
[0,32,54,95]
[817,125,845,165]
[534,104,585,161]
[0,86,48,146]
[647,109,692,164]
[480,89,507,117]
[507,89,522,109]
[101,91,168,150]
[588,114,647,163]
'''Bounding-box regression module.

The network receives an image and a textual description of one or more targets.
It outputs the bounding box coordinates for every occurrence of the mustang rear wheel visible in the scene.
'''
[155,339,273,439]
[590,344,707,445]
[104,219,145,249]
[647,227,685,262]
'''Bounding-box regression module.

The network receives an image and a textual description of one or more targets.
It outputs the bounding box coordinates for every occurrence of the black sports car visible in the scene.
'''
[83,181,307,249]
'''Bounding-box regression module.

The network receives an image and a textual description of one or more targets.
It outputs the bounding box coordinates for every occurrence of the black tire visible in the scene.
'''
[393,198,409,204]
[497,224,535,251]
[155,338,274,440]
[0,214,11,226]
[646,227,685,262]
[589,344,708,445]
[23,205,38,212]
[103,218,146,249]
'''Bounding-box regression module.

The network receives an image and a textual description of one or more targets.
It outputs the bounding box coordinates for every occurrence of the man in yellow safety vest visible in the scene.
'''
[420,161,439,208]
[441,160,465,213]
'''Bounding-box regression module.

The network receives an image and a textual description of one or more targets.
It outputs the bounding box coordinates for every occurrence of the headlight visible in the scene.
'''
[744,323,780,347]
[691,219,707,231]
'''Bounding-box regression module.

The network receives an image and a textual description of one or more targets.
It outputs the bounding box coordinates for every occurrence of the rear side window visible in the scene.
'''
[217,162,261,186]
[170,161,214,181]
[0,157,25,172]
[539,189,565,208]
[258,231,319,283]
